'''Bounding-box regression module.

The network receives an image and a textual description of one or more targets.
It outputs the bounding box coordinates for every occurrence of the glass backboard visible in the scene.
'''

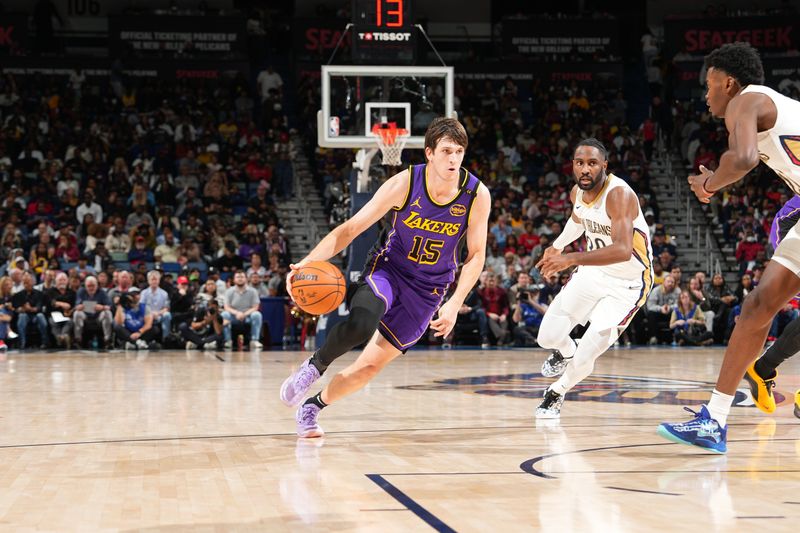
[318,65,455,150]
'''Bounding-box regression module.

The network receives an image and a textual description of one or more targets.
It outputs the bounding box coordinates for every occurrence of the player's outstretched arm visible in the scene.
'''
[430,183,491,338]
[286,169,410,292]
[688,92,764,203]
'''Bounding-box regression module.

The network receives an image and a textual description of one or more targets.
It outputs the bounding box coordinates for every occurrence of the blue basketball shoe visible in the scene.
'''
[657,406,727,454]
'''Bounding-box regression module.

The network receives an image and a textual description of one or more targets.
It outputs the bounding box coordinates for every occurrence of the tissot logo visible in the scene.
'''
[358,32,412,42]
[399,372,788,407]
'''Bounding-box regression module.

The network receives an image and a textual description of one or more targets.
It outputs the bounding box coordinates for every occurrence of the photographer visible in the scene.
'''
[512,286,548,347]
[113,288,159,350]
[179,298,225,350]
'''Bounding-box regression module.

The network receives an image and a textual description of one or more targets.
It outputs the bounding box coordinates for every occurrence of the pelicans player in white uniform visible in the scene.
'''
[535,138,653,419]
[660,42,800,453]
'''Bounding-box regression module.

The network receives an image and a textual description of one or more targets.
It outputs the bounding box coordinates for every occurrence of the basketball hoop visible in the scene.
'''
[370,122,409,166]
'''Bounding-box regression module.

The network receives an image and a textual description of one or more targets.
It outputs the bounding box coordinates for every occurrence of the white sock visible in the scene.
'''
[706,389,734,427]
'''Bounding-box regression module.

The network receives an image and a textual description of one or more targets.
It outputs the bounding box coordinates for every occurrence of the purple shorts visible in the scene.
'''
[365,263,447,351]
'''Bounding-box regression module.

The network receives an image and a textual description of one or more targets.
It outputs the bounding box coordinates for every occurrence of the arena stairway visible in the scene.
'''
[277,135,331,264]
[649,149,739,287]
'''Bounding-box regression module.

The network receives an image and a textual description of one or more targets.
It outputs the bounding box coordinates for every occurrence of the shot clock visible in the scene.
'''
[352,0,415,63]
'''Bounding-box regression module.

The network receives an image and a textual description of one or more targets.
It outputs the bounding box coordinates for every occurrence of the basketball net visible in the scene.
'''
[370,122,409,166]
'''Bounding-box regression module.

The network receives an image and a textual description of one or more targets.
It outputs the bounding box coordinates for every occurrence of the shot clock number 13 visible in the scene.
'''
[353,0,412,29]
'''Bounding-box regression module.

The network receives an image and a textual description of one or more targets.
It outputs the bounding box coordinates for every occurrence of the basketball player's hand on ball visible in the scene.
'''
[430,299,459,337]
[688,165,715,204]
[286,260,309,299]
[536,247,572,279]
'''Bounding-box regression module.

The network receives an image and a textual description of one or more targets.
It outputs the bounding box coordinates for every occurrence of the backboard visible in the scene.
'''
[318,65,455,150]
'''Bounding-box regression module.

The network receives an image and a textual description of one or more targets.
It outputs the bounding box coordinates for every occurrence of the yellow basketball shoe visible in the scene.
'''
[794,389,800,419]
[743,363,776,413]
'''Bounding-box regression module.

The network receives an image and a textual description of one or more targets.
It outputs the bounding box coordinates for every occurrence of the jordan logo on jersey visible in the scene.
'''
[410,196,422,209]
[780,135,800,166]
[431,287,441,296]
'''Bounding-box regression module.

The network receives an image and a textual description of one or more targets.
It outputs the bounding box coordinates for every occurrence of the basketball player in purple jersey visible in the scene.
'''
[280,118,491,437]
[743,194,800,419]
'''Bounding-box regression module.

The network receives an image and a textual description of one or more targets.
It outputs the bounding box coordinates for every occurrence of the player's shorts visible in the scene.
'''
[549,265,652,337]
[363,262,446,352]
[772,219,800,276]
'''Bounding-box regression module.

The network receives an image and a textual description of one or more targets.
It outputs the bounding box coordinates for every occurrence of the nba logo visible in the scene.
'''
[329,116,340,137]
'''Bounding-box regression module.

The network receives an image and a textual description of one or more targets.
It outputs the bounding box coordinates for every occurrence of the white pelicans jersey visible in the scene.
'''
[572,173,653,282]
[741,85,800,196]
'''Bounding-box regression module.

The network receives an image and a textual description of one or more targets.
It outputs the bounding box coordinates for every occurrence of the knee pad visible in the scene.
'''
[537,312,574,349]
[341,308,380,344]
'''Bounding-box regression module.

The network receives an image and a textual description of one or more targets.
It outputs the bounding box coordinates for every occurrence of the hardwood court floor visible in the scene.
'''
[0,346,798,532]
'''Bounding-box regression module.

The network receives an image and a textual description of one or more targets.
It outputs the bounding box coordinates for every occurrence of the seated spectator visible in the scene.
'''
[12,272,48,349]
[170,275,196,331]
[74,275,113,349]
[154,230,180,263]
[249,272,270,297]
[74,255,97,278]
[735,229,764,275]
[196,278,223,309]
[113,288,160,350]
[443,282,489,349]
[46,272,76,349]
[512,286,548,346]
[707,273,736,344]
[128,235,154,264]
[770,301,799,341]
[670,290,713,346]
[734,273,754,304]
[215,241,244,273]
[55,234,80,262]
[106,220,131,253]
[0,276,13,351]
[688,276,715,334]
[222,270,263,349]
[140,270,171,342]
[247,252,267,278]
[478,273,509,345]
[180,298,225,351]
[646,274,679,344]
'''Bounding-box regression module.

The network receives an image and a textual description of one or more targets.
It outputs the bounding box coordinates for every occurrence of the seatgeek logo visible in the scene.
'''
[357,31,411,41]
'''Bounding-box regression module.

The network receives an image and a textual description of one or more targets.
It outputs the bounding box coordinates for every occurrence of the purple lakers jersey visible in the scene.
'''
[363,164,480,286]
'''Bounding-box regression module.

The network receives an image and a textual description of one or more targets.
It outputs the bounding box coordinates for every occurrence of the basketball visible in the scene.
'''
[290,261,346,315]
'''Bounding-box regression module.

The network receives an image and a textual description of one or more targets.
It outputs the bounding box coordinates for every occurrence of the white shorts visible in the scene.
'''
[547,266,652,334]
[772,221,800,276]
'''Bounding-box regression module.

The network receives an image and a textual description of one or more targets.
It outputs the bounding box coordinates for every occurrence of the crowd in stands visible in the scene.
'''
[0,67,301,351]
[4,38,798,352]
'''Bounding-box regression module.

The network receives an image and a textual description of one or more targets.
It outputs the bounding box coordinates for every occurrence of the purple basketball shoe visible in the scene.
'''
[296,403,325,438]
[280,359,321,406]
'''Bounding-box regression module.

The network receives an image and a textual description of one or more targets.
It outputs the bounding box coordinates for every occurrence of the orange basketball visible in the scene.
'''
[290,261,346,315]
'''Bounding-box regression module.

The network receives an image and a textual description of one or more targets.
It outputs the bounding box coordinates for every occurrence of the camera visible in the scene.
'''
[118,294,133,309]
[208,306,217,315]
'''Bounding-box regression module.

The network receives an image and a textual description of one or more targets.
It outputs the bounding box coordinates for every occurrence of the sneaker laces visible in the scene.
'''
[296,363,319,390]
[300,405,319,425]
[541,389,561,409]
[683,406,700,417]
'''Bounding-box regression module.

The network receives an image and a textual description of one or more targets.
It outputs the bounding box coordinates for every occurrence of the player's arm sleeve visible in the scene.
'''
[552,217,584,251]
